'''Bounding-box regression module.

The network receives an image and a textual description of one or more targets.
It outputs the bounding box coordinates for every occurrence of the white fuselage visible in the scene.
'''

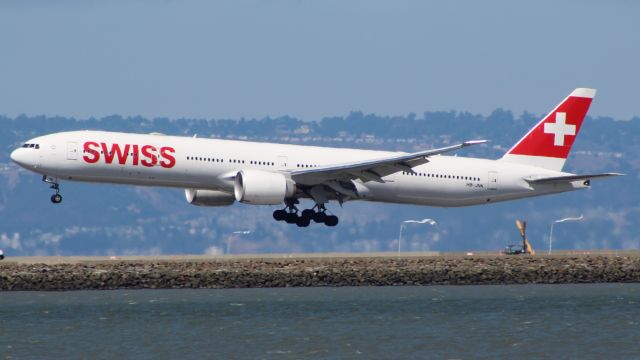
[10,130,586,207]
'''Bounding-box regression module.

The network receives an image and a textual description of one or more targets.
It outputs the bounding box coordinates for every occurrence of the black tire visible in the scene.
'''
[284,212,298,224]
[296,216,311,227]
[51,194,62,204]
[301,209,315,220]
[313,212,327,223]
[324,215,339,227]
[273,209,287,221]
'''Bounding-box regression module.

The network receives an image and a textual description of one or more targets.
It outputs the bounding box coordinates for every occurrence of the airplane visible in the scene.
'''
[10,88,621,227]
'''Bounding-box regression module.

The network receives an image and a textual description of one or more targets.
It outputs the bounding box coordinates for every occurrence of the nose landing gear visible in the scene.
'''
[43,175,62,204]
[51,193,62,204]
[272,201,339,227]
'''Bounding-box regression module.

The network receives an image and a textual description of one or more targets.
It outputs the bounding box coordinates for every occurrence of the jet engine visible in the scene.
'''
[184,189,235,206]
[234,169,295,205]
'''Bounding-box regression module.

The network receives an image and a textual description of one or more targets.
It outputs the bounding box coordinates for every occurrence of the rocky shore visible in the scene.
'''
[1,255,639,291]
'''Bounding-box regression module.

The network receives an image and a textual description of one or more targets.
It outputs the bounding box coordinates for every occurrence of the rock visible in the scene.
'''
[1,255,640,290]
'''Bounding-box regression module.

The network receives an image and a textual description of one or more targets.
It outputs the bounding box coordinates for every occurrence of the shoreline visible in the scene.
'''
[3,249,638,264]
[2,253,639,290]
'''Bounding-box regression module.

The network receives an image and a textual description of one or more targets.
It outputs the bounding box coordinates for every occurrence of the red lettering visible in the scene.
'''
[82,141,100,163]
[141,145,158,167]
[83,141,174,168]
[159,147,176,168]
[132,144,139,166]
[101,143,130,165]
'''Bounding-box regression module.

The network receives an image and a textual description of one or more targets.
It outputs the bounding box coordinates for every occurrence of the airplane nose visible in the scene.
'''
[10,148,19,163]
[10,148,27,167]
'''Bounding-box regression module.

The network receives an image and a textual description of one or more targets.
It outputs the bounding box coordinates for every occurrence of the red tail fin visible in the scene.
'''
[501,88,596,171]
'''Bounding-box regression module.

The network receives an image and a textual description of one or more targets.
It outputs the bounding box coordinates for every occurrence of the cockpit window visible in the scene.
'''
[21,143,40,149]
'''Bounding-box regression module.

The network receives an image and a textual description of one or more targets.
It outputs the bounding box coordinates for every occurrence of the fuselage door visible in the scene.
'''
[66,142,78,160]
[277,156,288,170]
[487,171,498,190]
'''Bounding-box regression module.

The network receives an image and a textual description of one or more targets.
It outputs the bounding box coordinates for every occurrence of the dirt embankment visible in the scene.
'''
[1,255,639,291]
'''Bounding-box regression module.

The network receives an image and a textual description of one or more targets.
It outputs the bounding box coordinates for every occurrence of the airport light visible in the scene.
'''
[226,230,251,255]
[398,219,437,255]
[548,215,583,255]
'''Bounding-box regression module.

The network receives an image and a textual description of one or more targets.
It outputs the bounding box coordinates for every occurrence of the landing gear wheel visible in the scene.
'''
[301,209,315,220]
[275,200,339,227]
[43,176,63,204]
[324,215,339,227]
[51,194,62,204]
[313,211,327,223]
[273,209,287,221]
[284,212,299,224]
[296,216,311,227]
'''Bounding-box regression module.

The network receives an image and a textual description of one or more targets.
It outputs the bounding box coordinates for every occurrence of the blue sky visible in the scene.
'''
[1,0,638,120]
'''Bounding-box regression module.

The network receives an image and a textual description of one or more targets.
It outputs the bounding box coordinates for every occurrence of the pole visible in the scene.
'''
[227,230,251,255]
[226,234,235,255]
[397,219,437,256]
[548,222,555,255]
[548,215,583,255]
[398,223,406,255]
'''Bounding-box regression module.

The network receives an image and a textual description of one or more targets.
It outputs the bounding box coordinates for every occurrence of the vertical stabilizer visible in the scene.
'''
[501,88,596,171]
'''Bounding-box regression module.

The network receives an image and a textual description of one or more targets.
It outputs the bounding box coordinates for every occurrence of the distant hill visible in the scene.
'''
[1,112,637,256]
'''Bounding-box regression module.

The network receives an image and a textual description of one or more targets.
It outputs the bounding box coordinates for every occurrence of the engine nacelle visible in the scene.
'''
[234,169,295,205]
[184,189,235,206]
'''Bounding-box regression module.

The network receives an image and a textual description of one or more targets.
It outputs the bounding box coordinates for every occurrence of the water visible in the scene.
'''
[1,284,639,359]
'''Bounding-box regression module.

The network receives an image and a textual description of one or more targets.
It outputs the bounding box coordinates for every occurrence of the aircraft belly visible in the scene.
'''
[44,160,221,189]
[366,179,487,207]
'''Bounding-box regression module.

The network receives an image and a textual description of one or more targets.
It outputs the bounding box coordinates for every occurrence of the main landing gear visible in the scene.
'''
[273,201,339,227]
[43,175,62,204]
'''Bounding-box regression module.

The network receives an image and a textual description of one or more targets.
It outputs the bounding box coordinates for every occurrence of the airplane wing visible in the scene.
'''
[289,140,487,185]
[525,173,624,185]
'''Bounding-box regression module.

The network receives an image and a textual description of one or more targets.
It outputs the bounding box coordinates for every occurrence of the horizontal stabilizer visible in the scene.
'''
[525,173,623,185]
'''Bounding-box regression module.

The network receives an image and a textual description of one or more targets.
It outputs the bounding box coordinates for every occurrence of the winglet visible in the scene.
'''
[462,140,489,147]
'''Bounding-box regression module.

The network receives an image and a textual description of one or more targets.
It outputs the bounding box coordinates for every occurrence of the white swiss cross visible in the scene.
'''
[544,112,575,146]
